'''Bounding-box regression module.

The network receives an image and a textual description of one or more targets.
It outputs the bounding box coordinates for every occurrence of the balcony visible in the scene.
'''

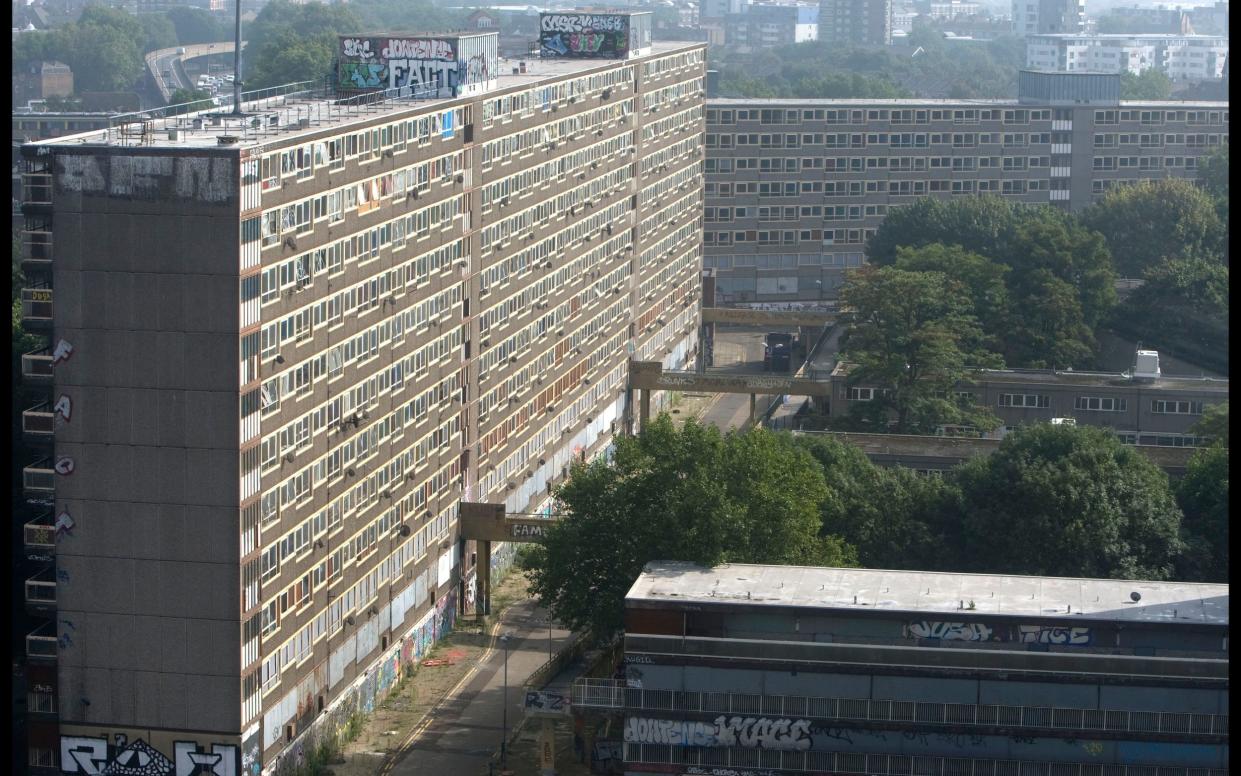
[23,458,56,503]
[21,228,52,275]
[21,348,54,383]
[21,173,53,215]
[25,567,57,614]
[21,286,53,329]
[24,513,57,560]
[21,401,56,441]
[572,678,1229,738]
[26,623,58,662]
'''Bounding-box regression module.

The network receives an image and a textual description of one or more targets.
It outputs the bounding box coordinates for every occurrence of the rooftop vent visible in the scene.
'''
[217,135,240,145]
[1132,349,1161,381]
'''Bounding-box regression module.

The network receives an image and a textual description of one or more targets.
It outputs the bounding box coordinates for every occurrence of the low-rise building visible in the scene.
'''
[1027,33,1229,81]
[575,561,1228,776]
[827,359,1228,446]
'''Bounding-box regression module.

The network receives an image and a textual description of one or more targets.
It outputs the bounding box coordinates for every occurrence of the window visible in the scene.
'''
[1150,399,1204,415]
[1074,396,1126,412]
[999,393,1049,408]
[848,387,877,401]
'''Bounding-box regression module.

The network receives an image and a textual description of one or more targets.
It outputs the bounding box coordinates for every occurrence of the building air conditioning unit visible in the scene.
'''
[1132,349,1161,381]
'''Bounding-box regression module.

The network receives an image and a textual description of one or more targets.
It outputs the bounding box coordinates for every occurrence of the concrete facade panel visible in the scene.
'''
[872,674,978,704]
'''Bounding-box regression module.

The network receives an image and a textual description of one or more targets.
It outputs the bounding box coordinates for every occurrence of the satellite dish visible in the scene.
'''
[1130,592,1142,602]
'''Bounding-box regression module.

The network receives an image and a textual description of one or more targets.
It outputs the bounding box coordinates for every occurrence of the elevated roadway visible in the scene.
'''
[145,41,242,103]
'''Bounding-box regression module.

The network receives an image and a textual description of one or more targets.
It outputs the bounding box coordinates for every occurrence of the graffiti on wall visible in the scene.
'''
[624,716,813,751]
[904,621,1094,645]
[1018,625,1092,644]
[337,36,464,95]
[60,735,238,776]
[905,621,994,641]
[539,14,629,58]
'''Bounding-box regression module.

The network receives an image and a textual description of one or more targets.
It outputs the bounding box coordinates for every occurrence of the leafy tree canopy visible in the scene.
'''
[245,0,362,89]
[866,196,1117,368]
[1175,445,1228,583]
[527,417,856,639]
[1190,401,1228,447]
[793,434,958,570]
[951,424,1185,580]
[1081,178,1225,276]
[1120,68,1173,100]
[836,265,1002,434]
[167,7,231,45]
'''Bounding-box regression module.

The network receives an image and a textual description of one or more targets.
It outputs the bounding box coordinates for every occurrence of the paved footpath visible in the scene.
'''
[382,598,573,776]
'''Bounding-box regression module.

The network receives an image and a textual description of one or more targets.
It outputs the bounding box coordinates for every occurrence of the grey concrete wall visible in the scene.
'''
[52,149,243,733]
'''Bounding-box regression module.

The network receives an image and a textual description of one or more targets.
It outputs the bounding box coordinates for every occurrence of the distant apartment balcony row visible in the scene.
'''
[26,622,58,662]
[21,227,52,275]
[571,679,1229,739]
[25,566,57,614]
[21,347,54,383]
[22,401,56,440]
[20,286,52,329]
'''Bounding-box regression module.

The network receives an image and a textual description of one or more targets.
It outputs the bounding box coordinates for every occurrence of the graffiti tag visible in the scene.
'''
[52,338,74,365]
[624,716,812,751]
[341,38,373,58]
[541,13,626,32]
[906,621,994,641]
[383,38,453,61]
[54,394,73,422]
[510,523,547,539]
[1018,625,1092,645]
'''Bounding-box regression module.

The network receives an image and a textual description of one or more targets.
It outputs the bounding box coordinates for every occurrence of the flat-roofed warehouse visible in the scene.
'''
[570,561,1228,775]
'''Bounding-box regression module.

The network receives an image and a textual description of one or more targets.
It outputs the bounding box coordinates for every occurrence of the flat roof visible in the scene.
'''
[706,97,1231,107]
[627,562,1229,625]
[29,41,702,152]
[831,362,1230,392]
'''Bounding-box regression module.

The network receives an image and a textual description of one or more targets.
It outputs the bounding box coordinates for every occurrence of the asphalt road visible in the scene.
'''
[383,599,573,776]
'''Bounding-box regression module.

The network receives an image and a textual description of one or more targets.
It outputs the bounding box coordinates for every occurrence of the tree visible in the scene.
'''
[836,266,1002,435]
[1120,69,1173,100]
[1175,445,1228,583]
[892,243,1010,352]
[867,196,1118,368]
[794,434,959,570]
[1081,178,1225,276]
[1190,402,1228,447]
[527,417,856,639]
[245,0,362,89]
[168,88,214,112]
[166,7,230,45]
[951,424,1185,580]
[139,12,178,52]
[1196,145,1229,258]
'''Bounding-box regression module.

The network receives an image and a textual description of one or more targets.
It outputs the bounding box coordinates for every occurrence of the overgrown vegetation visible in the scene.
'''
[529,419,1224,642]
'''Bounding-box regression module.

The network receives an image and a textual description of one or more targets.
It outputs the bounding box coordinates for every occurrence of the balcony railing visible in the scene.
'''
[572,679,1229,738]
[22,402,55,438]
[21,348,54,383]
[21,287,53,327]
[23,458,56,502]
[22,173,52,207]
[25,569,56,610]
[21,228,52,274]
[24,513,57,553]
[26,623,58,660]
[624,743,1227,776]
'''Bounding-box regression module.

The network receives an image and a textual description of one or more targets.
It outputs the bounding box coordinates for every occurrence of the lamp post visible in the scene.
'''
[814,279,823,301]
[500,633,511,768]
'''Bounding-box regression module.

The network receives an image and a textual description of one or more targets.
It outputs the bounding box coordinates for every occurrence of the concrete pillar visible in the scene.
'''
[478,539,491,618]
[749,393,757,425]
[639,388,651,430]
[539,717,557,776]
